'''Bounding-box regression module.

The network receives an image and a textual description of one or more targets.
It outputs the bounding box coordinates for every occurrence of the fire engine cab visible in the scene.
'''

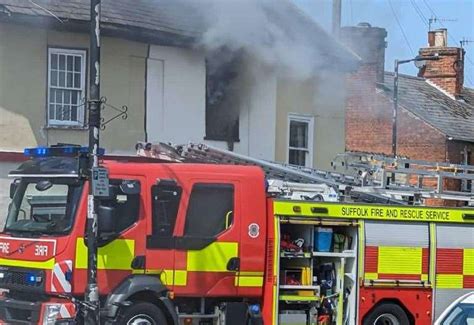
[0,145,472,324]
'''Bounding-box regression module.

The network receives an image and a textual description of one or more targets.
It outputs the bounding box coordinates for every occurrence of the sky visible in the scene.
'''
[293,0,474,87]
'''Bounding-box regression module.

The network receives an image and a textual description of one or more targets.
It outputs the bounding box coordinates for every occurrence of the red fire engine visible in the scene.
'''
[0,145,472,324]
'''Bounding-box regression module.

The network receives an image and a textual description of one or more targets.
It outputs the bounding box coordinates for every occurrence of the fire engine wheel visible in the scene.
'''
[118,302,168,325]
[364,303,410,325]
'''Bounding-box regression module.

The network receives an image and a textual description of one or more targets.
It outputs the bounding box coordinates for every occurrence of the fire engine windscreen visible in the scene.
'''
[4,180,82,235]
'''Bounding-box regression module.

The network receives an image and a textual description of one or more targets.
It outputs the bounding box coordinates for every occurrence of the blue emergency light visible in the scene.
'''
[25,272,42,284]
[249,304,260,314]
[23,146,105,157]
[27,274,36,283]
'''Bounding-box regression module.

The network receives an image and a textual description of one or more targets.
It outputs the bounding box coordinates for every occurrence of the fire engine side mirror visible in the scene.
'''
[97,205,116,235]
[9,180,19,199]
[120,180,140,195]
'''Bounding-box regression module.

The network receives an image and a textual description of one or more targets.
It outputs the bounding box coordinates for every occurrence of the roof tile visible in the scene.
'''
[383,72,474,142]
[0,0,359,68]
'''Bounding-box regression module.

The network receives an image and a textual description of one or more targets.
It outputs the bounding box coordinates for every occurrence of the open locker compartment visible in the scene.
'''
[277,218,359,325]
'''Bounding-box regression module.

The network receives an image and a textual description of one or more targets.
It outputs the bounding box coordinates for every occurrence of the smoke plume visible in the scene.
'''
[195,0,345,80]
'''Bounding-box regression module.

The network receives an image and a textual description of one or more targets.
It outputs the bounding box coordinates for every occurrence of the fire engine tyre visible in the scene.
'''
[118,302,169,325]
[363,303,410,325]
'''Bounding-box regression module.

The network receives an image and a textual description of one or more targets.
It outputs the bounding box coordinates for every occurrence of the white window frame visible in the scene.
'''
[287,113,314,168]
[47,48,86,127]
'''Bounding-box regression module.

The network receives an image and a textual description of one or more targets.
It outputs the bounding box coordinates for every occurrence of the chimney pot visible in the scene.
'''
[428,31,435,47]
[432,28,447,47]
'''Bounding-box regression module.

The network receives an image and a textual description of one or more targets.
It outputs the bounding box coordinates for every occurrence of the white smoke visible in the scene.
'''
[196,0,341,80]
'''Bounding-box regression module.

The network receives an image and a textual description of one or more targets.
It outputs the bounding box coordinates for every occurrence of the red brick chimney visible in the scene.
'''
[418,28,465,97]
[340,23,387,84]
[341,24,392,154]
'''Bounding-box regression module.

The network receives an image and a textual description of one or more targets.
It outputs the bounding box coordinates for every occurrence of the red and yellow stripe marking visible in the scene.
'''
[364,246,429,281]
[436,248,474,289]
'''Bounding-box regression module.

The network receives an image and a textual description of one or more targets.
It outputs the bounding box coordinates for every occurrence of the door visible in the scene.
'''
[173,181,240,297]
[74,178,145,294]
[145,179,183,291]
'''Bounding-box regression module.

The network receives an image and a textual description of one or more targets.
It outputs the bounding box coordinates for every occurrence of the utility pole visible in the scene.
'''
[393,55,439,157]
[85,0,101,323]
[332,0,341,38]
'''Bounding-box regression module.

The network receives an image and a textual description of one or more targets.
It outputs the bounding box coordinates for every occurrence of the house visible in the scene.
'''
[341,24,474,204]
[0,0,359,213]
[342,24,474,162]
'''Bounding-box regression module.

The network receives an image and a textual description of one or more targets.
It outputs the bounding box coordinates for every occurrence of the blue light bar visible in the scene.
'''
[24,146,105,157]
[26,273,36,284]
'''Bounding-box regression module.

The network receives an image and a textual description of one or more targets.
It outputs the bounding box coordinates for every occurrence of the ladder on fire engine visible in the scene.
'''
[332,152,474,205]
[135,142,474,206]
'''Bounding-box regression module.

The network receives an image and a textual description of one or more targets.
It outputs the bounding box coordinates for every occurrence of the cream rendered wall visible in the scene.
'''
[275,74,346,169]
[0,22,147,154]
[146,45,206,145]
[146,49,277,161]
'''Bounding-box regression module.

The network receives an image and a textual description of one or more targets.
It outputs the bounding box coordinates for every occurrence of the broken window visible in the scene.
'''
[205,51,241,142]
[288,114,314,167]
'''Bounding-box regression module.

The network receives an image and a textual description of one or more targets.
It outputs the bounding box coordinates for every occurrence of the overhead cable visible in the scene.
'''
[388,0,414,55]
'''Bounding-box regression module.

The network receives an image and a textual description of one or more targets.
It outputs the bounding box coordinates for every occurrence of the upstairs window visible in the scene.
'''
[47,48,86,127]
[205,53,240,142]
[288,114,314,167]
[184,183,234,237]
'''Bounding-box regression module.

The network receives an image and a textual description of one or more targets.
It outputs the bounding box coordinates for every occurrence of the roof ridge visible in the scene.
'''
[384,71,425,80]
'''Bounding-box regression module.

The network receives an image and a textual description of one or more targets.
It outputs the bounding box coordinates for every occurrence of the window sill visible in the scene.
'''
[204,136,241,143]
[45,125,87,131]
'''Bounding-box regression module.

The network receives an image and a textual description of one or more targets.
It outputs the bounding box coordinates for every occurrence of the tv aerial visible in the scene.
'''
[428,15,457,31]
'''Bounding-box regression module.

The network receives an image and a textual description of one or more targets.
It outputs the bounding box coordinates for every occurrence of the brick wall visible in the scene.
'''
[345,66,393,154]
[397,109,447,161]
[446,141,474,164]
[345,72,447,160]
[345,80,449,158]
[395,109,449,205]
[342,25,392,153]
